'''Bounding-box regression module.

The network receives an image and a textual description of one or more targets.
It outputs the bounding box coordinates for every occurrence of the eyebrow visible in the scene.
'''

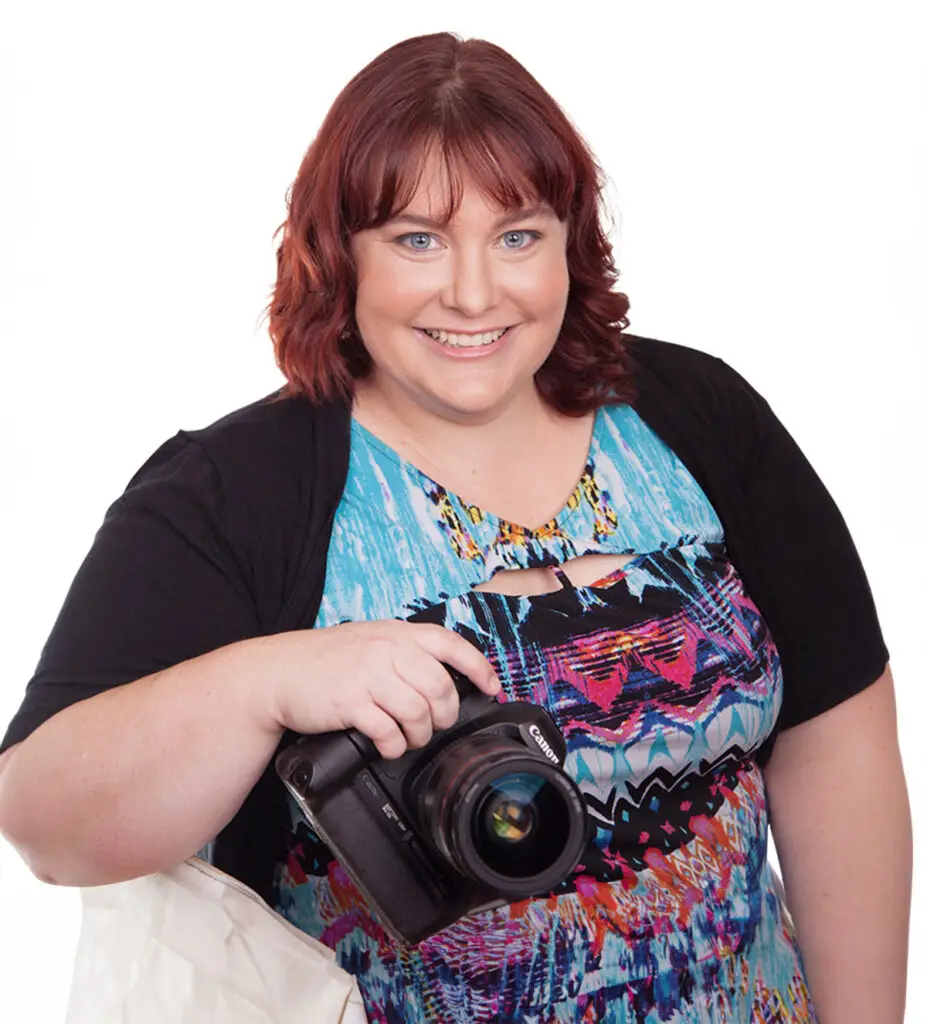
[386,204,557,231]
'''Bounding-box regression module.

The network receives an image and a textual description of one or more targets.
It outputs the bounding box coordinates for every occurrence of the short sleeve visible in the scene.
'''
[0,434,262,754]
[719,358,889,731]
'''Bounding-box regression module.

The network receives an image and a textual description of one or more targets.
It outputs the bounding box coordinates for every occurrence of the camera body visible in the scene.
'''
[276,672,589,944]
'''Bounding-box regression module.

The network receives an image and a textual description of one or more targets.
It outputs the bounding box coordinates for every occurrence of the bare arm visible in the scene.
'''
[0,635,284,886]
[763,665,911,1023]
[0,621,498,888]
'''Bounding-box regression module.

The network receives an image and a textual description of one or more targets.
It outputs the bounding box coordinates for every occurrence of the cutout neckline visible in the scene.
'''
[350,408,604,536]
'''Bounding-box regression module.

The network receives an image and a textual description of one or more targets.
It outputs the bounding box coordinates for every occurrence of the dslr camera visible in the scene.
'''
[276,670,589,943]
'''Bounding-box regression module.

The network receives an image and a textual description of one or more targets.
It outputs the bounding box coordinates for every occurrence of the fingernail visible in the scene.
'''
[491,675,502,694]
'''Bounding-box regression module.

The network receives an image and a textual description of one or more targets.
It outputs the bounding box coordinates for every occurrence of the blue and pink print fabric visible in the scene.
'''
[274,405,816,1022]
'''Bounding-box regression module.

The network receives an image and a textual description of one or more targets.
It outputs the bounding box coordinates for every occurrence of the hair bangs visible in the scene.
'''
[352,119,573,234]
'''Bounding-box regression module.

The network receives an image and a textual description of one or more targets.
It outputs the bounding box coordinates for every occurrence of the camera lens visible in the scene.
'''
[472,771,572,880]
[484,775,538,842]
[418,735,587,897]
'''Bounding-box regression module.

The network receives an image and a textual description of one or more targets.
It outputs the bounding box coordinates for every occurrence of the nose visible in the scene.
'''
[441,246,500,317]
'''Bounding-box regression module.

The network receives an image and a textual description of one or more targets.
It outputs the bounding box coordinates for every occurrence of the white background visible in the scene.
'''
[1,1,923,1019]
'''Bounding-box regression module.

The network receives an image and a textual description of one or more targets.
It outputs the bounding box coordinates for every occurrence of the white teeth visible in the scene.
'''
[422,327,509,347]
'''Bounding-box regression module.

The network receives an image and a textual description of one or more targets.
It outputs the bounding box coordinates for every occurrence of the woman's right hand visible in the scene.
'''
[264,621,501,759]
[1,619,500,886]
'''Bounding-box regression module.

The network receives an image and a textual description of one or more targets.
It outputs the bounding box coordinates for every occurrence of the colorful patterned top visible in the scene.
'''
[274,404,815,1023]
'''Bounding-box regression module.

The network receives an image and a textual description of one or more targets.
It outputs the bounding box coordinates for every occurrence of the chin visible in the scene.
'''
[430,387,508,421]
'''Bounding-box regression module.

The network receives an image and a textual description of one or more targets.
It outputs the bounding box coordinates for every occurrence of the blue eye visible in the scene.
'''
[398,232,436,251]
[394,229,541,252]
[501,230,540,249]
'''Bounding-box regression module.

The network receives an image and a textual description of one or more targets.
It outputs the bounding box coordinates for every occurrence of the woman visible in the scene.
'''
[0,31,911,1023]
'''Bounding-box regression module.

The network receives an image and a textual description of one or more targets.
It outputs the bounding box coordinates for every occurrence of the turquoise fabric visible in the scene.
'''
[274,405,815,1022]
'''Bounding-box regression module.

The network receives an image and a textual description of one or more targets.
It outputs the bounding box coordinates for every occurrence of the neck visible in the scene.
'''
[352,379,566,477]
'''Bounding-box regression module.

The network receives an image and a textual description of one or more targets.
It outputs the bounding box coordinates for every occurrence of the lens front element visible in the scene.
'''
[422,735,587,897]
[485,774,540,842]
[472,771,572,881]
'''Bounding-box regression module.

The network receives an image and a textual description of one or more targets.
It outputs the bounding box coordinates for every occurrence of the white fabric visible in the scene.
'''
[64,856,368,1024]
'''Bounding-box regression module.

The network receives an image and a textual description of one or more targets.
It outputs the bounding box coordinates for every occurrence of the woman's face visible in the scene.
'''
[350,157,570,423]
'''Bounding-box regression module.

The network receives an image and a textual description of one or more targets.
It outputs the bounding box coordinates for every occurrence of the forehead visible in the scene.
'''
[386,147,544,227]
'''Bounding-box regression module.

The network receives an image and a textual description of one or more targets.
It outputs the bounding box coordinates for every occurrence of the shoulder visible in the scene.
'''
[623,333,758,403]
[125,390,352,497]
[622,333,723,373]
[111,390,352,628]
[616,333,788,495]
[622,333,770,436]
[181,390,350,475]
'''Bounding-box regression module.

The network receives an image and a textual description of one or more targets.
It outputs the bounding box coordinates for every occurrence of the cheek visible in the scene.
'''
[356,247,423,301]
[366,272,437,328]
[515,256,570,316]
[353,268,425,364]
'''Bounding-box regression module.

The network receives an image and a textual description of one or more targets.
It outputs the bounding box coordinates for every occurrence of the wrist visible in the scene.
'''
[218,633,293,740]
[234,630,313,738]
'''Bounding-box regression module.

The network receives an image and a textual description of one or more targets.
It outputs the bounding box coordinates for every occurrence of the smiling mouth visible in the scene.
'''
[420,326,513,348]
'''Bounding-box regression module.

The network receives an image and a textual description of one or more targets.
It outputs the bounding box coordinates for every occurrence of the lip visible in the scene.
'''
[415,324,518,358]
[417,326,514,336]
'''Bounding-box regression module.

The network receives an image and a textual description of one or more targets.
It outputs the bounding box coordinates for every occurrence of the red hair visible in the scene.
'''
[268,32,634,414]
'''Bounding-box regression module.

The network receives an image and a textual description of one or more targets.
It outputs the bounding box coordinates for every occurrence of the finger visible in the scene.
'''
[371,680,435,750]
[411,625,501,696]
[394,647,460,731]
[350,703,408,760]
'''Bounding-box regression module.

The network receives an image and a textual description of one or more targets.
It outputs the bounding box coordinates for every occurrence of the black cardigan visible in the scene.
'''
[1,334,888,902]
